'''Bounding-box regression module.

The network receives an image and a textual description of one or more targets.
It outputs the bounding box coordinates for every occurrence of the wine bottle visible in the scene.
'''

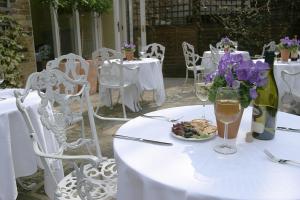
[251,50,278,140]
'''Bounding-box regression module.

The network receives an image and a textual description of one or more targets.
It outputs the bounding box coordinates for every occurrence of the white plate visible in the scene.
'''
[171,131,216,141]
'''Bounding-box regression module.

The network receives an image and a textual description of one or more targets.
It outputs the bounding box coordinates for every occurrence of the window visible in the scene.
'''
[0,0,9,8]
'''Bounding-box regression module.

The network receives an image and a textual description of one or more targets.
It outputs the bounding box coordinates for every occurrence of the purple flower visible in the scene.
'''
[249,87,258,99]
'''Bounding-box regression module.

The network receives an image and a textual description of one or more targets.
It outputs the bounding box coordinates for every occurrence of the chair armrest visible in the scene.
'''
[33,141,100,167]
[194,53,203,62]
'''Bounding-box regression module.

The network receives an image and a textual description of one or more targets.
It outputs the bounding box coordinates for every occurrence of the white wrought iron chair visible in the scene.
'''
[141,43,166,65]
[45,53,89,145]
[209,44,220,72]
[254,41,276,59]
[92,47,139,121]
[280,70,300,115]
[14,68,117,200]
[182,41,205,84]
[216,37,238,51]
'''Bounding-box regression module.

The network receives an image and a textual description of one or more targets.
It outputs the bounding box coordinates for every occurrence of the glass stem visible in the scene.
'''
[224,122,228,145]
[202,104,205,119]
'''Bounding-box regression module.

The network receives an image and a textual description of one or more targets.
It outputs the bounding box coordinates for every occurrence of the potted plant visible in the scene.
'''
[207,53,269,138]
[219,37,234,52]
[277,36,293,62]
[122,42,136,61]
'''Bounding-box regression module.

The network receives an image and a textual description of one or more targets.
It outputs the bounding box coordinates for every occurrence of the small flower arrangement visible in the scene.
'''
[278,36,300,52]
[122,42,136,52]
[207,53,269,108]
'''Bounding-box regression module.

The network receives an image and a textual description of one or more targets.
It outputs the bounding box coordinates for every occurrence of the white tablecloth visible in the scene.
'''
[273,60,300,105]
[0,89,63,200]
[201,50,250,72]
[114,105,300,200]
[100,58,165,112]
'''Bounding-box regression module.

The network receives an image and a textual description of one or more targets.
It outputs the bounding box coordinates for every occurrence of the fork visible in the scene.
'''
[139,113,182,123]
[264,149,300,165]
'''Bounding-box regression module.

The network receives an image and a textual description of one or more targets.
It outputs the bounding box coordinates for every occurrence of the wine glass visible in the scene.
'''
[214,87,242,154]
[0,69,4,85]
[195,72,213,119]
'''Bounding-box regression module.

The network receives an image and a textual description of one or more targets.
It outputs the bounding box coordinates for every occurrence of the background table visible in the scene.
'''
[0,89,63,200]
[114,105,300,200]
[273,60,300,105]
[100,58,165,112]
[201,50,250,72]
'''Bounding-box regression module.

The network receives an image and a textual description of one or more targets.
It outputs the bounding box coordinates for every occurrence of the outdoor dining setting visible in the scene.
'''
[1,0,300,200]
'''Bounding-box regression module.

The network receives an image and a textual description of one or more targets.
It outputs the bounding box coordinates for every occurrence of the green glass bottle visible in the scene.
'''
[251,50,278,140]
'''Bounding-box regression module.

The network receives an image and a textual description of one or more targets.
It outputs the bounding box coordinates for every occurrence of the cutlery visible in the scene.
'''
[139,113,182,123]
[277,126,300,133]
[264,149,300,165]
[113,134,173,146]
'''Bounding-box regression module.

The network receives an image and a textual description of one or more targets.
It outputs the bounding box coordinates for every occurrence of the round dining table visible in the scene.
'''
[0,89,63,200]
[114,105,300,200]
[100,58,165,112]
[201,50,250,72]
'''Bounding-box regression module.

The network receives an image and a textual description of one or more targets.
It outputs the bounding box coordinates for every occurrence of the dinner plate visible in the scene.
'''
[171,131,216,141]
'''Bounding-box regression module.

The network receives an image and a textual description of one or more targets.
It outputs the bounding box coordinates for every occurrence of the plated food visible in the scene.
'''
[171,119,217,141]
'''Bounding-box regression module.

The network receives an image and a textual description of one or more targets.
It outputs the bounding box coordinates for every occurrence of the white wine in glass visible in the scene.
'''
[195,73,212,119]
[214,87,242,154]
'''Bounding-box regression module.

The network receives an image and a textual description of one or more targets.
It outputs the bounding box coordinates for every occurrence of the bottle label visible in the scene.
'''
[251,105,277,140]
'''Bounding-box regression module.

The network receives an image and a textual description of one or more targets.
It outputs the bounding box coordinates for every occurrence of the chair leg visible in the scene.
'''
[120,88,127,119]
[184,68,189,84]
[108,88,113,109]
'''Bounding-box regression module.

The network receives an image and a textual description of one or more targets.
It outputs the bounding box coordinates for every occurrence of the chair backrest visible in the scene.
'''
[281,70,300,115]
[182,42,198,71]
[210,44,220,70]
[92,47,126,87]
[261,41,276,58]
[141,43,165,65]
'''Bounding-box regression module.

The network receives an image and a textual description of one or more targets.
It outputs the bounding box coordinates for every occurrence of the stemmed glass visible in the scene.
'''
[0,69,4,85]
[214,87,242,154]
[195,72,213,119]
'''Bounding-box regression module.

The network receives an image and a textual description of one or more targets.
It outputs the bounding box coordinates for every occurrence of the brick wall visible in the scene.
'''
[1,0,36,85]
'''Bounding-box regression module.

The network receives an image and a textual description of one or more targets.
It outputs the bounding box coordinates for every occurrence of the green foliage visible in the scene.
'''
[37,0,112,13]
[0,14,24,88]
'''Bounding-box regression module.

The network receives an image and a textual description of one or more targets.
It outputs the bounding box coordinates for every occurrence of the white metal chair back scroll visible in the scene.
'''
[92,47,139,121]
[45,53,90,152]
[209,44,220,72]
[261,41,276,58]
[141,43,166,65]
[182,41,205,84]
[281,70,300,115]
[14,68,117,200]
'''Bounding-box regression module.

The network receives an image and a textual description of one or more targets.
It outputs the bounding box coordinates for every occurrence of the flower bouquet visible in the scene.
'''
[219,37,235,52]
[207,53,269,138]
[122,42,136,60]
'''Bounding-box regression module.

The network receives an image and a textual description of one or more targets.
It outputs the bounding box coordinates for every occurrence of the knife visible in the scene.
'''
[277,126,300,133]
[113,134,173,146]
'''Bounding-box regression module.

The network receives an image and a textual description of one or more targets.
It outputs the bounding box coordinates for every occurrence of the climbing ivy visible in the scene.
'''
[0,14,23,88]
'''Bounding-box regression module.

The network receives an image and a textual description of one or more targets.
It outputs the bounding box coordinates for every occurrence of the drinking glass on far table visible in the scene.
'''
[214,87,242,154]
[195,72,213,119]
[0,69,4,85]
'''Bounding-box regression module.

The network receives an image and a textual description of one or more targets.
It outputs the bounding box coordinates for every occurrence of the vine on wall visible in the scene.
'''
[0,14,23,88]
[37,0,112,13]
